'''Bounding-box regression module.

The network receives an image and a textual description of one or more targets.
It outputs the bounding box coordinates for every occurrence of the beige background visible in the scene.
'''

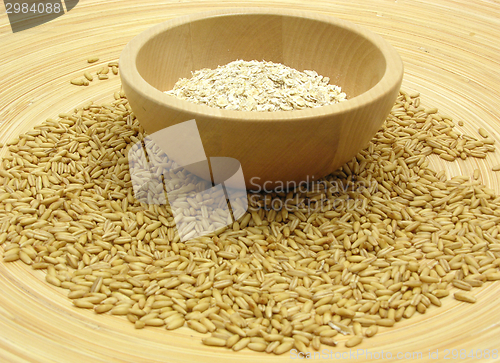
[1,0,500,362]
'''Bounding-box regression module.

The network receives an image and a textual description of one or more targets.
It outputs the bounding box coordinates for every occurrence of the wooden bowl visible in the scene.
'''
[119,8,403,190]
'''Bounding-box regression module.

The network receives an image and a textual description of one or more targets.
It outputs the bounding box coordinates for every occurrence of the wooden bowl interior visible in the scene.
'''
[136,14,387,99]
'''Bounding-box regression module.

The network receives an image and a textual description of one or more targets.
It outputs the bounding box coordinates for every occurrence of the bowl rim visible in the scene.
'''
[119,8,404,122]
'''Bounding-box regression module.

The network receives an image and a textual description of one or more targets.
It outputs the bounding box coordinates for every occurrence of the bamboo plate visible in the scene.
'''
[1,1,499,362]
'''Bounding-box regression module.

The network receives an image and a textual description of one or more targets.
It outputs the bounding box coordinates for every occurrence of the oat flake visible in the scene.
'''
[165,60,347,111]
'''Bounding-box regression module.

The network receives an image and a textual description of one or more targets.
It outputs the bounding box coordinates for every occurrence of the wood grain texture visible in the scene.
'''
[119,8,403,189]
[0,1,500,362]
